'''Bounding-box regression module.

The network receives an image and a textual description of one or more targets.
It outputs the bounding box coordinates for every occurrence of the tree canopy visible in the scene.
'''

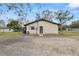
[54,10,73,34]
[7,19,21,32]
[36,10,54,21]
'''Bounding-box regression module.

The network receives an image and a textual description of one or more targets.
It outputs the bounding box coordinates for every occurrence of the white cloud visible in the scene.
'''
[68,3,79,9]
[65,3,79,11]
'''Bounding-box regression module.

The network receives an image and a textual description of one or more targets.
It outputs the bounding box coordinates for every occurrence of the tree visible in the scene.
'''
[54,10,73,34]
[70,20,79,28]
[42,10,54,21]
[6,4,32,27]
[0,4,32,27]
[7,19,21,32]
[36,13,41,20]
[36,10,54,21]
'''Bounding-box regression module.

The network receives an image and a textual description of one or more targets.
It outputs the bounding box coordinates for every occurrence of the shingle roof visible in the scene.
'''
[24,19,60,26]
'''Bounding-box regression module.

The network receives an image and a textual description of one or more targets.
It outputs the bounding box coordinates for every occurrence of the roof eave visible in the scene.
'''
[24,19,60,26]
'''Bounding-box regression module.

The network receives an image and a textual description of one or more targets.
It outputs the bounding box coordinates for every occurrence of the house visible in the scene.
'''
[24,19,60,35]
[0,27,13,32]
[70,28,79,31]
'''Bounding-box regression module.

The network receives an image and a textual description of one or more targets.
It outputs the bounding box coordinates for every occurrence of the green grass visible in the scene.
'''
[0,31,79,37]
[0,32,21,37]
[63,31,79,36]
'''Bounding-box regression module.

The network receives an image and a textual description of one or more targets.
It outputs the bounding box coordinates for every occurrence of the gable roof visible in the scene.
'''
[24,19,60,26]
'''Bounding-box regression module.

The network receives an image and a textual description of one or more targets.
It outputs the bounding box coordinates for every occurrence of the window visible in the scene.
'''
[31,26,35,30]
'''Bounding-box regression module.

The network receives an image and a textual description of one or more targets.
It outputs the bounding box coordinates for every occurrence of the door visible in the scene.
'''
[39,26,43,34]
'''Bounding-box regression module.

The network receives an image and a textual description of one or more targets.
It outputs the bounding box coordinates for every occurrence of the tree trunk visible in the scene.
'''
[59,24,63,35]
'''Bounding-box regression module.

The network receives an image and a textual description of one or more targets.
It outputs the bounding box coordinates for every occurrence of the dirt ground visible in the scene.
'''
[0,35,79,56]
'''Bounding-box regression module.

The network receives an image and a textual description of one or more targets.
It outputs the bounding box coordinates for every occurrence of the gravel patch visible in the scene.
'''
[0,35,79,56]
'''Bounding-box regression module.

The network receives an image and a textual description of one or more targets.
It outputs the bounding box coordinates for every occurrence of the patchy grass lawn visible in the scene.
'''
[63,31,79,36]
[0,31,79,37]
[0,32,21,37]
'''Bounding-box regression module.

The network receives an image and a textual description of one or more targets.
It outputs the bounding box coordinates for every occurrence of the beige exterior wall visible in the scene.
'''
[26,21,58,34]
[0,29,13,32]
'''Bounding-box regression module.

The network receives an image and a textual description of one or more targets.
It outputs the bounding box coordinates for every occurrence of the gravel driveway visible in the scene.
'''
[0,35,79,56]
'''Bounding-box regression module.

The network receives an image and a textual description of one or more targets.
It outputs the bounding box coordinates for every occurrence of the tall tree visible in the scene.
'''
[36,13,41,20]
[42,10,53,21]
[36,10,54,21]
[0,3,32,27]
[6,4,32,27]
[54,10,73,34]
